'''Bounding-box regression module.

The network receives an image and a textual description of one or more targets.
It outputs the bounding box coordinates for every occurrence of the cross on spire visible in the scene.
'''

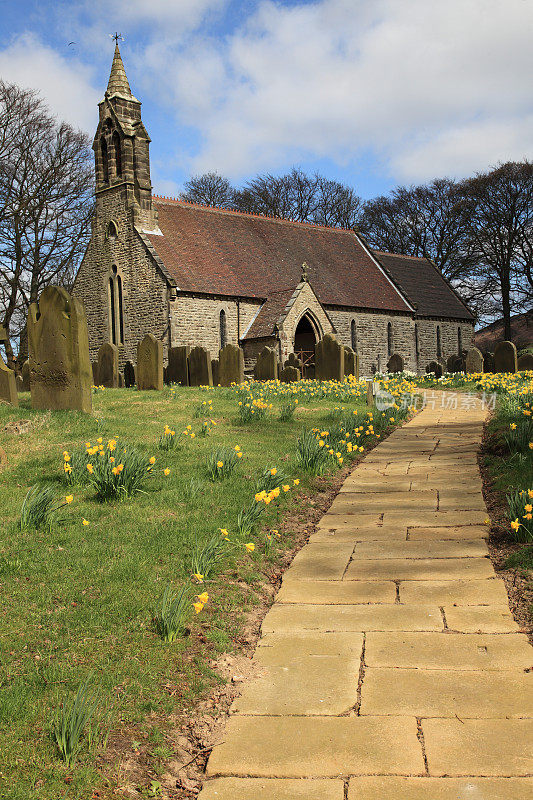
[111,32,124,45]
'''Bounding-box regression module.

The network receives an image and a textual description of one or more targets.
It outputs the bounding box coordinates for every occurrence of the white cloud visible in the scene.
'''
[141,0,533,182]
[0,32,100,132]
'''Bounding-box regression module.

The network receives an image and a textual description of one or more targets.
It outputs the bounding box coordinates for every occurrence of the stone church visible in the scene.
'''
[74,45,474,377]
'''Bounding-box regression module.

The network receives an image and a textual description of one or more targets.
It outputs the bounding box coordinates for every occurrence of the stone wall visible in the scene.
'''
[170,296,261,357]
[415,319,473,373]
[278,282,334,363]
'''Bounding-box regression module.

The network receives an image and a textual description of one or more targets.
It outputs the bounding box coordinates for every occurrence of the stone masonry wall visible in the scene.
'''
[279,282,334,363]
[327,309,415,375]
[170,296,261,360]
[73,187,169,369]
[415,319,473,372]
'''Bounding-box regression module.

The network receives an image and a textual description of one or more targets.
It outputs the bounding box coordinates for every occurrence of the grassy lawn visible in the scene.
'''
[0,377,414,799]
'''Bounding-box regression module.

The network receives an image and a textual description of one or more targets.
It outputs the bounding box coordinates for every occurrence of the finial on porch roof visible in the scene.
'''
[301,262,308,282]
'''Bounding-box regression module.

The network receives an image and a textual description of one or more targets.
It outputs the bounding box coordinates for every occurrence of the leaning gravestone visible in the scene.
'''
[211,358,219,386]
[254,346,278,381]
[97,342,119,388]
[518,353,533,371]
[0,355,18,406]
[426,361,443,378]
[124,360,135,387]
[483,352,495,373]
[387,353,404,373]
[465,347,484,374]
[27,286,92,413]
[188,346,212,386]
[344,347,356,377]
[91,361,99,385]
[219,344,244,386]
[494,340,518,374]
[315,334,344,381]
[167,345,190,386]
[280,365,299,383]
[20,360,30,392]
[137,334,163,390]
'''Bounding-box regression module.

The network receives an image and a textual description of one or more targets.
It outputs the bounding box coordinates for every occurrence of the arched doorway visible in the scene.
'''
[294,313,320,377]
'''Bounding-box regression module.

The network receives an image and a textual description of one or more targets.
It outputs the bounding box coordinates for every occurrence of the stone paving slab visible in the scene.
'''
[423,718,533,776]
[444,605,519,633]
[407,525,488,539]
[365,632,533,670]
[345,557,494,581]
[287,543,354,580]
[360,667,533,717]
[255,632,364,660]
[312,521,407,541]
[353,539,488,559]
[339,478,413,492]
[206,716,425,778]
[381,510,488,526]
[276,579,396,604]
[438,491,487,511]
[400,578,510,605]
[347,777,533,799]
[261,603,443,633]
[200,778,345,800]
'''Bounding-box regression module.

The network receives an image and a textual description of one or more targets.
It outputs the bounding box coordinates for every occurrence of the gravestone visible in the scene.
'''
[189,346,212,386]
[91,361,99,385]
[137,334,163,390]
[211,358,220,386]
[447,355,465,373]
[219,344,244,386]
[426,361,443,378]
[124,360,136,387]
[167,345,190,386]
[118,373,124,388]
[97,343,119,388]
[279,365,299,383]
[20,360,30,392]
[387,353,404,373]
[254,346,278,381]
[483,352,495,373]
[518,353,533,371]
[494,340,518,373]
[344,347,356,377]
[315,334,344,381]
[465,347,484,374]
[0,355,18,406]
[27,286,92,413]
[284,352,302,373]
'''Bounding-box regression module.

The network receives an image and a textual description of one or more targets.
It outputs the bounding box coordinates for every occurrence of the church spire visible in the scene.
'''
[106,42,133,99]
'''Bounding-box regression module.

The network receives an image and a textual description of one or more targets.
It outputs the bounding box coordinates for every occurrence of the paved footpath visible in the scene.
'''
[200,393,533,799]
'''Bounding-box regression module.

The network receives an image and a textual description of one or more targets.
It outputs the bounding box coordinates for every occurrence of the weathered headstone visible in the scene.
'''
[344,347,356,377]
[315,334,344,381]
[483,352,495,373]
[27,286,92,413]
[387,353,404,373]
[279,365,299,383]
[167,345,190,386]
[447,355,465,373]
[219,344,244,386]
[284,352,302,373]
[188,346,212,386]
[0,355,18,406]
[254,346,278,381]
[366,379,374,405]
[118,373,124,388]
[97,343,119,388]
[91,361,99,385]
[20,360,30,392]
[465,347,484,374]
[494,340,518,374]
[518,353,533,371]
[124,360,136,387]
[136,334,163,390]
[426,361,443,378]
[211,358,219,386]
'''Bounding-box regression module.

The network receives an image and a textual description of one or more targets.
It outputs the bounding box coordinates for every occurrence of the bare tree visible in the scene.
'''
[181,172,236,208]
[0,81,93,366]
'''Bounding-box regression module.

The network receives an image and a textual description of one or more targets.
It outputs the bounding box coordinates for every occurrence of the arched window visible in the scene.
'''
[117,274,124,344]
[219,309,227,349]
[100,136,109,184]
[107,220,118,240]
[109,276,116,344]
[112,131,122,178]
[387,322,393,357]
[414,323,419,357]
[436,325,442,358]
[351,319,357,351]
[458,326,462,354]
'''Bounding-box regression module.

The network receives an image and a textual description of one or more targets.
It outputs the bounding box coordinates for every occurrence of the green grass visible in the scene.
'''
[504,546,533,571]
[0,380,407,799]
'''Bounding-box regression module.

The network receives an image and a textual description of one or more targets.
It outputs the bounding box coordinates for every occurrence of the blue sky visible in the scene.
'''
[1,0,532,200]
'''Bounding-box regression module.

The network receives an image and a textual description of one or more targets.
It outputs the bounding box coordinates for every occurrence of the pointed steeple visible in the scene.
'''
[106,43,134,99]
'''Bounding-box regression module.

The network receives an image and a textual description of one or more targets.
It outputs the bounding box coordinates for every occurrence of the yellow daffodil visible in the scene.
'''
[220,528,229,537]
[511,519,520,532]
[525,504,532,513]
[196,592,209,604]
[193,602,204,614]
[163,468,170,476]
[510,423,517,430]
[87,463,94,474]
[217,460,224,468]
[237,452,243,458]
[97,437,103,444]
[193,573,204,583]
[282,485,290,492]
[244,542,255,552]
[149,456,156,465]
[65,495,73,504]
[82,518,89,526]
[270,468,277,476]
[293,479,300,486]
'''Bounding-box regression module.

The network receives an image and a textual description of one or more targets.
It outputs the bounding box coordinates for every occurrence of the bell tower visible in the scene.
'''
[93,40,157,230]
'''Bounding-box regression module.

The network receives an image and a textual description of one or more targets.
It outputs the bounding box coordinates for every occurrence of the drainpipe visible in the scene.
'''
[236,300,240,342]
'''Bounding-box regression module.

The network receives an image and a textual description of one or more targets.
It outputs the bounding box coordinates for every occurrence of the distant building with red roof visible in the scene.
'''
[74,46,474,376]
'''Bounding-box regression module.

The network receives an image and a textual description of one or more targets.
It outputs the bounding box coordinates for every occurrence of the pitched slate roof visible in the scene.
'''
[146,199,411,313]
[243,289,296,340]
[373,251,474,321]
